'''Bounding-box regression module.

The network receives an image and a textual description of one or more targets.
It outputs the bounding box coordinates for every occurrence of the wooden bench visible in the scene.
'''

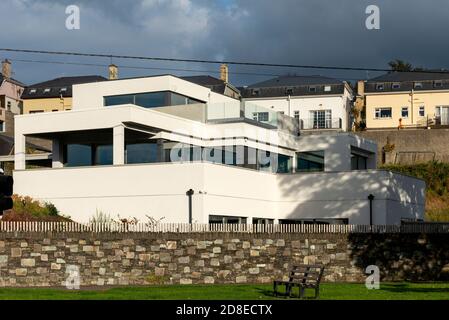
[273,264,325,299]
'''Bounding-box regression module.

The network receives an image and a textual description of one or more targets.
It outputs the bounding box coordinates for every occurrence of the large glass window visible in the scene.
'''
[279,218,348,225]
[277,154,292,173]
[104,91,202,109]
[95,145,113,166]
[253,218,274,225]
[351,153,367,170]
[64,144,92,167]
[63,144,113,167]
[297,151,325,172]
[209,215,247,224]
[104,94,134,106]
[134,92,166,108]
[125,142,158,164]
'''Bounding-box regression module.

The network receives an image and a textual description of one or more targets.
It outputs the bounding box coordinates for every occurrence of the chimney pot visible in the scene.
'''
[220,64,228,83]
[108,64,118,80]
[2,59,12,79]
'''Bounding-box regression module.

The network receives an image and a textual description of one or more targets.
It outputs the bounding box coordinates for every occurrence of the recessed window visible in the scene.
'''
[392,83,401,89]
[296,151,325,172]
[43,88,51,93]
[29,110,44,114]
[375,107,392,118]
[209,215,247,224]
[308,86,317,93]
[401,107,409,118]
[419,106,425,117]
[104,91,202,108]
[324,85,331,92]
[253,218,274,225]
[414,82,423,89]
[434,81,443,88]
[376,83,385,91]
[351,153,367,170]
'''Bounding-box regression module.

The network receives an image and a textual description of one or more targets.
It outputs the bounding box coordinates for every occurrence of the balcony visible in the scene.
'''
[300,118,342,130]
[206,101,299,135]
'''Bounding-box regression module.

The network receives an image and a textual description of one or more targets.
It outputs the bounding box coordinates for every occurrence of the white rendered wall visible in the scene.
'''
[243,92,352,131]
[13,163,425,225]
[72,75,237,110]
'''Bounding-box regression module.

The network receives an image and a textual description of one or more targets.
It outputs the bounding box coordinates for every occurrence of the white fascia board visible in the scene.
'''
[156,131,292,155]
[15,104,296,153]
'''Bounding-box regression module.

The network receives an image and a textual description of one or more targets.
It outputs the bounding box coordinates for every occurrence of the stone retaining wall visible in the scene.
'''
[0,232,448,287]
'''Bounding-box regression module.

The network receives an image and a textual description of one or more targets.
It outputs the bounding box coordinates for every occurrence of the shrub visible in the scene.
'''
[381,161,449,222]
[3,195,69,221]
[89,209,114,224]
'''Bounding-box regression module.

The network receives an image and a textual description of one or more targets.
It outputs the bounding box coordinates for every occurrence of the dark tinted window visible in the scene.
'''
[126,143,158,164]
[297,151,324,172]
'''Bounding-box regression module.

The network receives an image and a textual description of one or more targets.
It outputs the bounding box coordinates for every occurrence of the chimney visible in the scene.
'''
[357,80,365,96]
[220,64,228,83]
[2,59,11,79]
[108,64,118,80]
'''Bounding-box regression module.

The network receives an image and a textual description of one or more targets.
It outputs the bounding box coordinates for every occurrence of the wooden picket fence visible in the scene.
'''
[0,221,448,233]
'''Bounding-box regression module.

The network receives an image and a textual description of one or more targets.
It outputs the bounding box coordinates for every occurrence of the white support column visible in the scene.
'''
[52,139,64,168]
[292,152,297,173]
[14,133,26,170]
[113,125,125,165]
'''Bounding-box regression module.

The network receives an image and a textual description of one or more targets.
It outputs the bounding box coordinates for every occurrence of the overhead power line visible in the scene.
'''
[9,58,365,81]
[0,47,439,74]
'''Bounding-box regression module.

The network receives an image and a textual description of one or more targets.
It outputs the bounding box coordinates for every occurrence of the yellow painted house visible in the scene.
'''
[359,72,449,129]
[22,75,106,114]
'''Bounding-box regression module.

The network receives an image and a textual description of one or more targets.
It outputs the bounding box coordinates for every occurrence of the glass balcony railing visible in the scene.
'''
[206,101,278,127]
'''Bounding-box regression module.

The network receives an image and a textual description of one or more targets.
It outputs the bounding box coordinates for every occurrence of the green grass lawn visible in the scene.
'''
[0,282,448,300]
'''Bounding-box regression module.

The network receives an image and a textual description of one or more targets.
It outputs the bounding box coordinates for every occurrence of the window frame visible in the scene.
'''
[375,83,385,91]
[433,80,443,88]
[414,82,423,89]
[401,107,409,118]
[374,107,392,119]
[419,106,425,117]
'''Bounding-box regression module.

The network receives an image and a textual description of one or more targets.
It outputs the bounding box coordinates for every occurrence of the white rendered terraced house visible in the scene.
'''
[13,74,425,225]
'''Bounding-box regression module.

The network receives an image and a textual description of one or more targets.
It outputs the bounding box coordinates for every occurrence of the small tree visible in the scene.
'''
[388,59,413,72]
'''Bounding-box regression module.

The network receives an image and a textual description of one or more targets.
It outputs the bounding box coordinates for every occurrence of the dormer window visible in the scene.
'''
[414,82,423,89]
[324,85,331,92]
[434,81,443,88]
[43,88,51,93]
[29,89,36,94]
[392,83,401,89]
[285,87,294,95]
[60,87,67,92]
[375,83,385,91]
[251,89,260,96]
[308,86,317,93]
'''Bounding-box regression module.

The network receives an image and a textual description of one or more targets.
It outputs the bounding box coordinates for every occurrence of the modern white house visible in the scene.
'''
[13,74,425,225]
[240,75,354,133]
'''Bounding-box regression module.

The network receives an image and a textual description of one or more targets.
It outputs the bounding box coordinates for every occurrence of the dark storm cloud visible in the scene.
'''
[1,0,449,85]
